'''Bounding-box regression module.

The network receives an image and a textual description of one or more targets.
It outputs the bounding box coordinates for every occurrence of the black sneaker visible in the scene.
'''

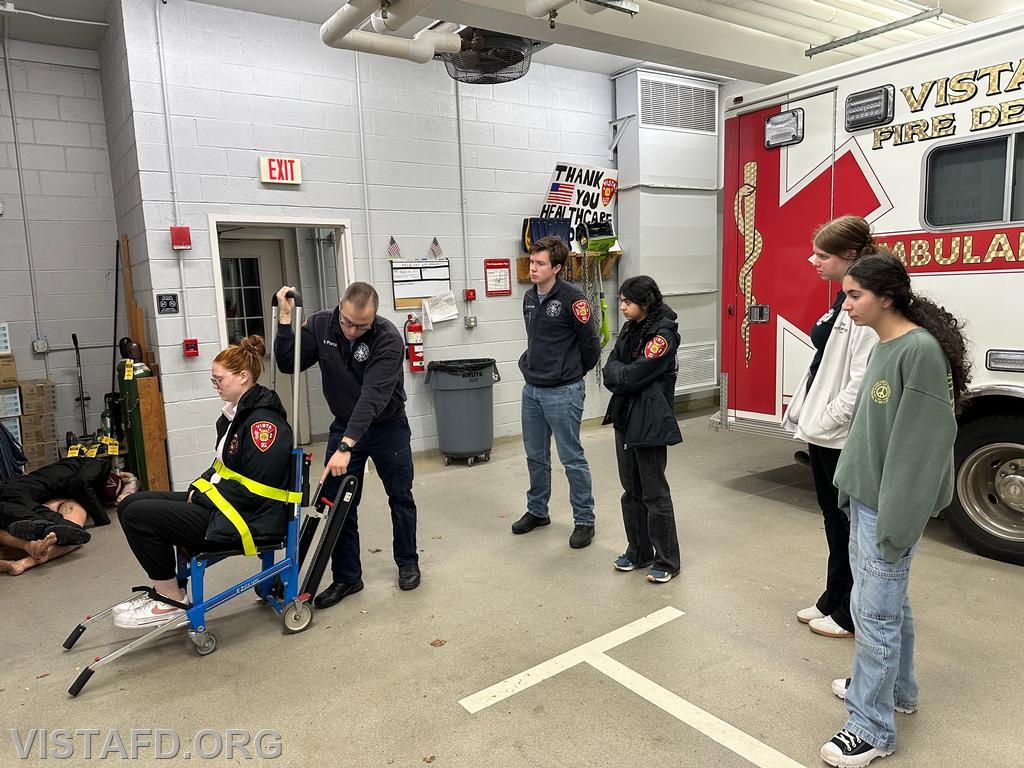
[820,729,892,768]
[568,524,595,549]
[511,512,550,535]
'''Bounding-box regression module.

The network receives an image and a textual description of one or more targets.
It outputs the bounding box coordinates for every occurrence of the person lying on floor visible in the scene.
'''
[114,335,294,630]
[0,498,88,575]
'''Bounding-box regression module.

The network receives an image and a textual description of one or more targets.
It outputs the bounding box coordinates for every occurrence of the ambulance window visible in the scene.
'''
[925,137,1006,226]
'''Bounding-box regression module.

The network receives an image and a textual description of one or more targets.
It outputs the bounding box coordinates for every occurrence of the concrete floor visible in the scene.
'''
[2,411,1021,767]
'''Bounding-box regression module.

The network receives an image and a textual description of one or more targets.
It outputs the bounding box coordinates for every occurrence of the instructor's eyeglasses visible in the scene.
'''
[340,316,374,332]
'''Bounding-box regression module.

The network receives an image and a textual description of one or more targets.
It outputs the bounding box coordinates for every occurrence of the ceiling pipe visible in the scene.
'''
[370,0,437,34]
[321,0,380,45]
[524,0,575,19]
[325,27,461,63]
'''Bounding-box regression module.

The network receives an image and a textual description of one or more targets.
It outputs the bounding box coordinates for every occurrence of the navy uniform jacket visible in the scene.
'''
[274,307,406,442]
[519,278,601,388]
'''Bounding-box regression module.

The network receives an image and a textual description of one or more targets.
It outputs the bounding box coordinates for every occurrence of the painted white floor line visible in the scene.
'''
[458,606,684,714]
[459,605,808,768]
[587,653,806,768]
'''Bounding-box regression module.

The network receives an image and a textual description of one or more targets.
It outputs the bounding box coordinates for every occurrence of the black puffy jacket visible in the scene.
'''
[189,385,294,548]
[602,305,682,449]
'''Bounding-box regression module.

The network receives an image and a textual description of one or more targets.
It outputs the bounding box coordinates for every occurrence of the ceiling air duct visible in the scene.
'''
[441,28,538,85]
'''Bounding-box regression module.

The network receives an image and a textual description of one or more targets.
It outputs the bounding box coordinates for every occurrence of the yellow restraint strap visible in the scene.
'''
[192,478,257,557]
[212,459,302,504]
[191,461,301,557]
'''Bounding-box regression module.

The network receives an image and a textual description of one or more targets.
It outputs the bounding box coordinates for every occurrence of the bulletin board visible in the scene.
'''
[391,260,451,310]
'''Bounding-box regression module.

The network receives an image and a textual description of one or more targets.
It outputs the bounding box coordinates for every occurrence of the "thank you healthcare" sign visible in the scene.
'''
[540,161,617,229]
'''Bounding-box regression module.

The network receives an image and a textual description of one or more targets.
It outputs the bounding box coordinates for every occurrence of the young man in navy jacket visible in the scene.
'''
[513,236,601,549]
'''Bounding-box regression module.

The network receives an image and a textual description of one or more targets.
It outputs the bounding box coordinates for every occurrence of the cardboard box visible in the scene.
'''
[19,379,57,415]
[19,411,57,445]
[0,354,16,387]
[22,439,58,469]
[1,415,20,444]
[0,387,21,418]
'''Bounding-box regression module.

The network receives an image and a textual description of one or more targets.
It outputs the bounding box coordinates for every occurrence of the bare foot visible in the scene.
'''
[24,532,57,561]
[1,556,36,575]
[33,543,79,565]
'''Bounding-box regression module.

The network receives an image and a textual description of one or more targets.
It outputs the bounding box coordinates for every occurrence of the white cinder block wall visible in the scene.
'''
[0,40,120,442]
[111,0,616,488]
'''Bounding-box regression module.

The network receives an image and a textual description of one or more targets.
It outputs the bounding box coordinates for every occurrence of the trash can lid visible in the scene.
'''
[427,358,496,375]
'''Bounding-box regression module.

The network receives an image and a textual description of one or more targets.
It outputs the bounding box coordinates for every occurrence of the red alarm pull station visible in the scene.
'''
[183,338,199,357]
[464,288,477,301]
[170,226,192,250]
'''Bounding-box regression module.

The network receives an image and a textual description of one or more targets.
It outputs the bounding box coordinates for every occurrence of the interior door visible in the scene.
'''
[218,238,311,444]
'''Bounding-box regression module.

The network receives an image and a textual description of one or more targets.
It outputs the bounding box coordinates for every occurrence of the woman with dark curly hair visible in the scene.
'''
[820,252,970,768]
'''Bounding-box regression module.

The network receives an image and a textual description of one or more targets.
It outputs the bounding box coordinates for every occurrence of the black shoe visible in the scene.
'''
[8,519,90,545]
[820,729,892,767]
[398,564,420,591]
[7,519,49,541]
[46,524,91,546]
[313,579,363,609]
[511,512,550,535]
[569,524,595,549]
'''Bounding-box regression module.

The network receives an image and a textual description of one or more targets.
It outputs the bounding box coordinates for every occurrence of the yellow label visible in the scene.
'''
[67,445,82,457]
[123,363,134,381]
[86,444,100,458]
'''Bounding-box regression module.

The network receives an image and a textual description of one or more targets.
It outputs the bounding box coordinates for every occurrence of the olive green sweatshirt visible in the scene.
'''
[834,328,957,563]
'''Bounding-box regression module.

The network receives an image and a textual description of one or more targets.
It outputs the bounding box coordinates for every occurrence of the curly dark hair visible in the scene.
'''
[618,275,664,313]
[846,251,971,412]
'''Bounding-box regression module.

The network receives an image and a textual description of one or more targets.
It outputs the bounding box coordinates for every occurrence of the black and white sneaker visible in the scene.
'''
[820,729,892,768]
[832,677,916,714]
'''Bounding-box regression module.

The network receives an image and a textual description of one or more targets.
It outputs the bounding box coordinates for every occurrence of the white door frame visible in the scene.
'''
[208,214,355,349]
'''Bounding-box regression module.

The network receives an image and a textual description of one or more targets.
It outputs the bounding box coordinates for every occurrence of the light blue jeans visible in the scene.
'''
[521,380,595,526]
[844,497,920,753]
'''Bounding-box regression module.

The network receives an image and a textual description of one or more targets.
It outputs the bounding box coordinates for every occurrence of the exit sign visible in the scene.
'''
[259,156,302,184]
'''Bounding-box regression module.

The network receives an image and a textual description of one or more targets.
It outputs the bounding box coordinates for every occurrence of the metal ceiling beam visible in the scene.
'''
[805,6,943,57]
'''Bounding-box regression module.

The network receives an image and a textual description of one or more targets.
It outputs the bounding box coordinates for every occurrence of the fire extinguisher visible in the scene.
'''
[404,313,425,373]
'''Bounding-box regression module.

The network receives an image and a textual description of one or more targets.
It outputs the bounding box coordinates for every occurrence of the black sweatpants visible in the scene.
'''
[0,489,66,532]
[614,430,680,574]
[807,443,854,632]
[118,491,216,581]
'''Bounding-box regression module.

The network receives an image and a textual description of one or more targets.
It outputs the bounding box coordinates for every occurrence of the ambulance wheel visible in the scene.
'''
[949,415,1024,565]
[467,456,476,467]
[193,632,217,656]
[282,600,313,634]
[443,456,452,467]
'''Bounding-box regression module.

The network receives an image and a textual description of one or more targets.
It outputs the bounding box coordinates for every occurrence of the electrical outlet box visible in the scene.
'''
[32,338,49,353]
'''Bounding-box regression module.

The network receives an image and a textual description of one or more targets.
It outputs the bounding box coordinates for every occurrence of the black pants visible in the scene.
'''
[808,443,854,632]
[614,430,680,574]
[0,489,66,532]
[324,417,418,584]
[118,491,216,581]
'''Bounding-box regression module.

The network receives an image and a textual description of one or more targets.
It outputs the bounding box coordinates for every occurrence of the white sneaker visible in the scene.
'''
[832,677,916,714]
[112,593,152,617]
[796,604,825,624]
[809,615,854,638]
[113,597,189,629]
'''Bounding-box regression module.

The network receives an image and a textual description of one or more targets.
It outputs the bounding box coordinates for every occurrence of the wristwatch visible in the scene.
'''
[336,443,351,454]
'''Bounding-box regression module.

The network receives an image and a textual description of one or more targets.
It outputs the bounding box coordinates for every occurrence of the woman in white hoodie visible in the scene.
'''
[783,216,879,639]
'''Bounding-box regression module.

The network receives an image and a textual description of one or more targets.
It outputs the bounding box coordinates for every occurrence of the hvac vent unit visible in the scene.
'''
[639,78,717,134]
[676,341,717,393]
[441,28,536,85]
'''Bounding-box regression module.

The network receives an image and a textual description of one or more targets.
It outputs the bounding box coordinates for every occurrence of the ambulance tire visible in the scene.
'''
[948,415,1024,565]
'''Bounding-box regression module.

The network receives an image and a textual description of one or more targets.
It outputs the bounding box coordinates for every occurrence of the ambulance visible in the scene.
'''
[715,10,1024,564]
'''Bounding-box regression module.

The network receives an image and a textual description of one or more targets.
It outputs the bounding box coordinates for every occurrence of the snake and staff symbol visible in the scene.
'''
[734,161,763,367]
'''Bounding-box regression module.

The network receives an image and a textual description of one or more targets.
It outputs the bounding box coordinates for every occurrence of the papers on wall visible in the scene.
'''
[391,259,451,310]
[421,290,459,329]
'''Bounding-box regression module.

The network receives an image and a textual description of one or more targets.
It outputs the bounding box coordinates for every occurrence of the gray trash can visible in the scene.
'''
[425,358,500,467]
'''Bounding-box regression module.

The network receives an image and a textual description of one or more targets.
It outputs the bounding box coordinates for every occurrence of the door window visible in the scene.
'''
[925,132,1024,227]
[221,257,265,344]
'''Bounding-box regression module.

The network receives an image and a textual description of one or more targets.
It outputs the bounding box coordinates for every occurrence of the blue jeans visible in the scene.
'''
[844,497,920,753]
[521,380,595,526]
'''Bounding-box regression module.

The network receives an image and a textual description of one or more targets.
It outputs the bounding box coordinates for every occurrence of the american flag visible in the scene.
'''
[430,237,443,258]
[387,236,400,259]
[547,182,575,205]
